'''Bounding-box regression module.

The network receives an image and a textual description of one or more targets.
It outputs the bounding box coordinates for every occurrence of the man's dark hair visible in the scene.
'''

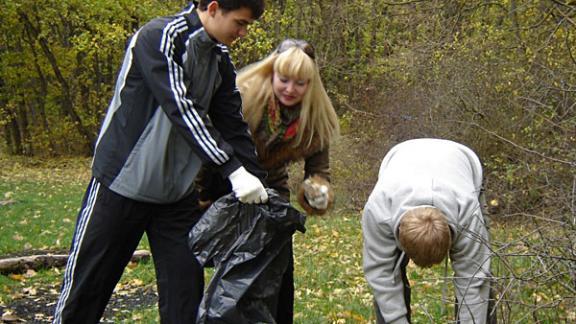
[198,0,265,19]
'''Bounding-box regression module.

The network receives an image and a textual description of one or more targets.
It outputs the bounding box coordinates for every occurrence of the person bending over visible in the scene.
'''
[362,138,494,324]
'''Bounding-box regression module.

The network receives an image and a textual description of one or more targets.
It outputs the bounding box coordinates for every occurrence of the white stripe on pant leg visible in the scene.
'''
[53,179,101,324]
[58,179,98,297]
[53,180,100,323]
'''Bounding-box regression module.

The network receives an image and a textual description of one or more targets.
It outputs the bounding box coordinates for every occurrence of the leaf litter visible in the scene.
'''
[0,278,157,322]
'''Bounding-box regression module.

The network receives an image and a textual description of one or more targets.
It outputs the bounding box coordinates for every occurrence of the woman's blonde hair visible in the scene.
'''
[236,42,339,148]
[398,207,452,268]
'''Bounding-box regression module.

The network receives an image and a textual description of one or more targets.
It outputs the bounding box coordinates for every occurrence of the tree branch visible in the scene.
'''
[382,0,426,5]
[0,250,151,274]
[463,121,575,167]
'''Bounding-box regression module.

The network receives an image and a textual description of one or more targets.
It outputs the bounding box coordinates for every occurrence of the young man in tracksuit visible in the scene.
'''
[53,1,267,323]
[362,138,494,323]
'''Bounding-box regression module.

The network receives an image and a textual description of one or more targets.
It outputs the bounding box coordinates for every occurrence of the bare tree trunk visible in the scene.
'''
[6,116,23,155]
[24,23,57,155]
[19,102,33,156]
[3,125,12,154]
[1,81,11,153]
[18,9,95,155]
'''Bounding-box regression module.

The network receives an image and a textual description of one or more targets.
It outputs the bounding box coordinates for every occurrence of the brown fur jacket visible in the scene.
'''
[195,111,334,216]
[251,122,333,215]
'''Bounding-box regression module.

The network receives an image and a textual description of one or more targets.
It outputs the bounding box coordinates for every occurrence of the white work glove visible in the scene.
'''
[303,178,329,210]
[228,167,268,204]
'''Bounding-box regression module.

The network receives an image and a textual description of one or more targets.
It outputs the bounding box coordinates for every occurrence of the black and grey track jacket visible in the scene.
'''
[92,3,264,203]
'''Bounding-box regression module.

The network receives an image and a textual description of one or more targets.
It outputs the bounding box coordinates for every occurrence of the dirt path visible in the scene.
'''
[0,284,157,323]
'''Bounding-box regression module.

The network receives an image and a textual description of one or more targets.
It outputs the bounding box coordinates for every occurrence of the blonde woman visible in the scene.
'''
[197,38,339,323]
[238,39,339,213]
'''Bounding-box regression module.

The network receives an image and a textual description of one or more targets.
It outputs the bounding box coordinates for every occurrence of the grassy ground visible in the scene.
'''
[1,156,574,323]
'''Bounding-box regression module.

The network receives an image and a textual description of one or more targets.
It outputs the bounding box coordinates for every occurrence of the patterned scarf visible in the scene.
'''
[262,97,301,147]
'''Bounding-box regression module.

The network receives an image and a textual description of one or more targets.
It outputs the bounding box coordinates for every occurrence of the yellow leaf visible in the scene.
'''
[8,274,24,281]
[2,313,22,322]
[23,286,38,296]
[131,279,144,286]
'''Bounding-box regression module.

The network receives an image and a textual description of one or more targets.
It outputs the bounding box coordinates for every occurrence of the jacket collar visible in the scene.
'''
[184,3,220,51]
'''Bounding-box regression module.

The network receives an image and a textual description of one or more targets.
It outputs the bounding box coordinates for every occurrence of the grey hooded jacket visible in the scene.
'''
[362,138,492,324]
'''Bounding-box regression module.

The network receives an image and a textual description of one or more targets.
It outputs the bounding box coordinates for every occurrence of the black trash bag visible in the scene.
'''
[188,189,306,324]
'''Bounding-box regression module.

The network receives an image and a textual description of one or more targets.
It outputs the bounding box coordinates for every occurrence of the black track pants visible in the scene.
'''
[53,178,204,324]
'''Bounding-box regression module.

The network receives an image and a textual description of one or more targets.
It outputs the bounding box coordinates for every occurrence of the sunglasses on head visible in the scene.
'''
[276,39,315,60]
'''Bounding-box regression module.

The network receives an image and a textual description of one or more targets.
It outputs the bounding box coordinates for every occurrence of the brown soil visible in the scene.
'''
[0,284,157,323]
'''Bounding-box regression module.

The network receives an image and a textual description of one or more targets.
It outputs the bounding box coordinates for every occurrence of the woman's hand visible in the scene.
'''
[303,178,329,210]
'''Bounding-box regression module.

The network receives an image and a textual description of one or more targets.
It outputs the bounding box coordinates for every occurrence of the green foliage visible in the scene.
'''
[0,0,184,156]
[231,9,278,68]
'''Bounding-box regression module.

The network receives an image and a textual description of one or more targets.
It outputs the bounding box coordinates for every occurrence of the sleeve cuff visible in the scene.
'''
[218,157,242,179]
[389,316,410,324]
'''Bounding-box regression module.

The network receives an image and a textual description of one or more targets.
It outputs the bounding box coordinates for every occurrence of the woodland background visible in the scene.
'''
[0,0,575,322]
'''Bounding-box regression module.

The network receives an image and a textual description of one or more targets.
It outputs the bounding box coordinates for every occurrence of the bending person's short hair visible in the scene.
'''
[398,207,451,268]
